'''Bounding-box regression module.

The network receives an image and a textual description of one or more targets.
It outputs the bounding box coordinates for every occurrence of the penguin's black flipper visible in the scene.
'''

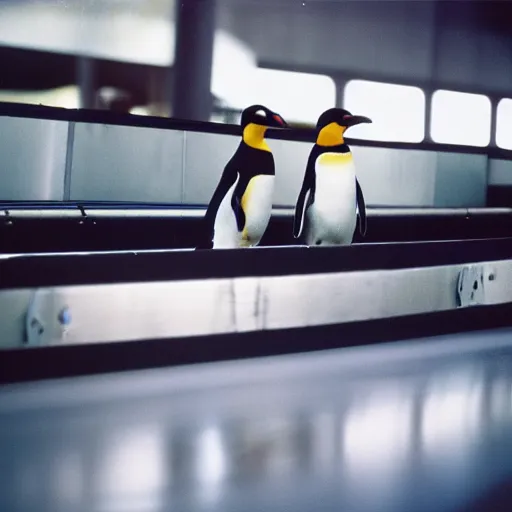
[293,150,317,238]
[231,172,246,233]
[199,157,239,248]
[356,178,367,237]
[293,188,313,239]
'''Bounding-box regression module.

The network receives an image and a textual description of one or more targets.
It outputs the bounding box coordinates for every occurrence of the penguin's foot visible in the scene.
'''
[239,231,254,248]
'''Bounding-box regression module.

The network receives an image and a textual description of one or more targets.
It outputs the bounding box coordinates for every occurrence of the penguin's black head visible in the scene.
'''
[317,108,372,130]
[240,105,288,129]
[316,108,372,146]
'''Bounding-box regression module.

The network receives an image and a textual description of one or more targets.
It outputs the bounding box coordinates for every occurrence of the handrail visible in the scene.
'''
[0,101,510,158]
[1,237,512,289]
[1,205,512,220]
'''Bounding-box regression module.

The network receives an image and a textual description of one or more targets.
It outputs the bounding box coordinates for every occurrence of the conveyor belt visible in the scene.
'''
[1,238,511,383]
[1,328,512,512]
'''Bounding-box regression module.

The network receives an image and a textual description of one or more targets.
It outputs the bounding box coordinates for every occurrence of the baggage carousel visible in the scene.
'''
[1,236,512,511]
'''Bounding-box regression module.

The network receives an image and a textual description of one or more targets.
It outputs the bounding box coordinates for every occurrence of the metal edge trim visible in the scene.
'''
[2,207,512,220]
[1,258,509,348]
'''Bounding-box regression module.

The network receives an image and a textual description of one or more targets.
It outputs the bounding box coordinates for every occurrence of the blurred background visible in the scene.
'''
[0,0,510,142]
[2,4,512,510]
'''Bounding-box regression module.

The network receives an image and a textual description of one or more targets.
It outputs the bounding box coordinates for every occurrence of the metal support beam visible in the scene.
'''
[1,256,511,348]
[172,0,216,121]
[76,57,96,109]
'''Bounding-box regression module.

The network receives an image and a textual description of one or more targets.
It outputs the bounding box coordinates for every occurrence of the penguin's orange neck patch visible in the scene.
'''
[243,123,271,152]
[317,122,346,147]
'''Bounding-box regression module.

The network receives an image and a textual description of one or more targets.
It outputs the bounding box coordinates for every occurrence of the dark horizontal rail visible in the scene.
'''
[1,237,512,290]
[1,204,511,254]
[0,101,511,158]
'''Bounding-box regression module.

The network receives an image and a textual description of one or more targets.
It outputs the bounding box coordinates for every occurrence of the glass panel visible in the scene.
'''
[344,80,425,143]
[219,68,336,125]
[431,90,491,147]
[496,98,512,150]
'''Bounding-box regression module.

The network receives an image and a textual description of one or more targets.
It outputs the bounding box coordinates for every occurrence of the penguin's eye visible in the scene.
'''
[255,109,266,118]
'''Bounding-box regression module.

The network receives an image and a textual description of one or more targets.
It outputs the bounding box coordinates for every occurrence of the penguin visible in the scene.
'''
[293,108,372,247]
[198,105,288,249]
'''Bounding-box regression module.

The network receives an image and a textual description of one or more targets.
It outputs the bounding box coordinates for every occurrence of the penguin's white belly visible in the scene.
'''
[242,174,274,245]
[306,157,357,246]
[213,178,239,249]
[213,174,274,249]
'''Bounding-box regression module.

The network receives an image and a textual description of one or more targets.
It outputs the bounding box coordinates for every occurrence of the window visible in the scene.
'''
[431,90,491,147]
[211,31,258,111]
[496,98,512,150]
[343,80,425,143]
[218,68,336,125]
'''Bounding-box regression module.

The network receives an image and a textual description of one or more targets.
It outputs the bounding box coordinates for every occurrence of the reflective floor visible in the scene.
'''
[2,329,512,512]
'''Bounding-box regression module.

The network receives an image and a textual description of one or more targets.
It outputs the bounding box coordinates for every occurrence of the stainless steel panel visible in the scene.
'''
[0,288,33,350]
[2,328,512,512]
[70,123,184,203]
[488,159,512,186]
[0,117,68,201]
[183,131,240,205]
[352,147,437,206]
[434,152,487,207]
[1,258,510,348]
[261,261,507,331]
[184,137,439,208]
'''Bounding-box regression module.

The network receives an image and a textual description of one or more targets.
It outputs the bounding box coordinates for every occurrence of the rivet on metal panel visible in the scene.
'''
[25,290,69,347]
[456,265,486,308]
[25,290,46,346]
[58,307,72,327]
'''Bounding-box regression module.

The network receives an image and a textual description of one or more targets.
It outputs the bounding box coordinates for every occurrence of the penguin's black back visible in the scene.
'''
[233,141,275,175]
[229,142,275,203]
[197,142,275,249]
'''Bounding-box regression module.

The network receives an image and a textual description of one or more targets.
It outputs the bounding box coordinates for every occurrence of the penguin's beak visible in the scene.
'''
[343,115,372,128]
[270,113,288,128]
